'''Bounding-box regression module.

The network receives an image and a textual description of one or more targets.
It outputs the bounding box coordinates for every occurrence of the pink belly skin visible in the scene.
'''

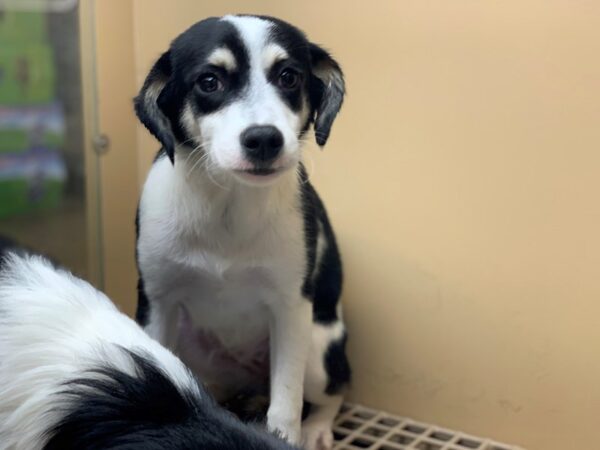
[175,310,270,401]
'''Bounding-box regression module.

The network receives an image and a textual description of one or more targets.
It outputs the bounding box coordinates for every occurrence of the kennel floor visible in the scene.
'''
[333,404,524,450]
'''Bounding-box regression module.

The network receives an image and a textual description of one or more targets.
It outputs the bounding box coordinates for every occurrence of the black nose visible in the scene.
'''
[240,125,284,163]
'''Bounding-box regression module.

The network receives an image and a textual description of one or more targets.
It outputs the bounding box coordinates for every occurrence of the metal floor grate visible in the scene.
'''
[333,404,525,450]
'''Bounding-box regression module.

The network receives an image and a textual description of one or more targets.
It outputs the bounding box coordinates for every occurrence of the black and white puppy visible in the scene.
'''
[134,15,350,449]
[0,253,296,450]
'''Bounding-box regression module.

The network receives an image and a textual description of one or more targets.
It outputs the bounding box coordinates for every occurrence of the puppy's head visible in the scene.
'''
[135,15,344,185]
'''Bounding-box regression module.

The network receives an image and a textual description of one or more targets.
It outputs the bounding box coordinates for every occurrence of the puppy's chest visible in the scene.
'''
[140,188,305,364]
[179,260,278,309]
[159,247,301,342]
[170,260,279,389]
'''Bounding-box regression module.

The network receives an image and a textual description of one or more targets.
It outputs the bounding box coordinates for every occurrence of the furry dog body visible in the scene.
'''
[135,15,350,448]
[0,254,295,450]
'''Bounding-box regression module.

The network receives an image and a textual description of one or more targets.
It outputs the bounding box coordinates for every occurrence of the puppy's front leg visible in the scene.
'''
[267,298,312,444]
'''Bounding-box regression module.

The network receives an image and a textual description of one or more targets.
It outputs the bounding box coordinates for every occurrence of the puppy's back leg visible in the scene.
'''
[302,320,350,450]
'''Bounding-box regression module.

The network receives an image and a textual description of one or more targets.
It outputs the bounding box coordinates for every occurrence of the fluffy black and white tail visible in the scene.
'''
[0,254,295,450]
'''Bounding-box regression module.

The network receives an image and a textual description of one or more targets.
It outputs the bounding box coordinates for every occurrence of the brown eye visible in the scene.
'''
[197,73,223,93]
[278,68,300,90]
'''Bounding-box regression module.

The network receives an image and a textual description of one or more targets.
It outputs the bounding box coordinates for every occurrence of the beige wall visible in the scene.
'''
[111,1,600,449]
[91,0,139,315]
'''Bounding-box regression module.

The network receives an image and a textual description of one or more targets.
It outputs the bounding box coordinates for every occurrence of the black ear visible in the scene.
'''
[309,44,345,147]
[134,51,177,163]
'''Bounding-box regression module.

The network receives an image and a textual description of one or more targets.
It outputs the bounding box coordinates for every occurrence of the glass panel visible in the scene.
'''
[0,0,99,281]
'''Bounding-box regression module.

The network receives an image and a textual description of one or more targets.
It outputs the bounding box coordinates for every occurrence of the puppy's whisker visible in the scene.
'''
[176,136,201,152]
[183,142,210,167]
[184,143,230,191]
[178,137,196,147]
[183,147,204,166]
[205,159,230,191]
[185,146,208,175]
[186,150,210,178]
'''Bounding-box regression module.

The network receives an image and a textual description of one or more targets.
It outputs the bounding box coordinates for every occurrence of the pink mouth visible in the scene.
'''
[233,166,288,182]
[237,167,278,176]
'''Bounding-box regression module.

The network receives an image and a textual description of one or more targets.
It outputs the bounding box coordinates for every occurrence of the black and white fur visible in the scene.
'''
[134,15,350,449]
[0,253,296,450]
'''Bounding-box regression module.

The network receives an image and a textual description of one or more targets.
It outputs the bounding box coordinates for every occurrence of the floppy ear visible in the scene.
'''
[134,51,177,163]
[309,44,345,147]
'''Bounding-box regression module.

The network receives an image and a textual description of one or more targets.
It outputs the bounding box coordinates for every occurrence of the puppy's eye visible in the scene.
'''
[278,68,300,90]
[197,73,223,93]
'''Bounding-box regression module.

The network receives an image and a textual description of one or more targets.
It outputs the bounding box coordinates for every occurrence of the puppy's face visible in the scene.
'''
[135,15,344,185]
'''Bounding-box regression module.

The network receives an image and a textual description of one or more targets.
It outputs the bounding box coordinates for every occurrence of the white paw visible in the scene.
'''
[301,422,334,450]
[267,410,301,445]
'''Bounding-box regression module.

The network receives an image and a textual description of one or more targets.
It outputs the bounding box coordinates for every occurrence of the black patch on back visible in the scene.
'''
[135,277,150,326]
[324,334,351,395]
[298,171,350,391]
[311,237,343,323]
[299,166,318,299]
[134,207,151,326]
[299,166,344,324]
[44,349,296,450]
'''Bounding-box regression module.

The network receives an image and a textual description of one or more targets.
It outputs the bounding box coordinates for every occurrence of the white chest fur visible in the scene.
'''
[137,157,307,389]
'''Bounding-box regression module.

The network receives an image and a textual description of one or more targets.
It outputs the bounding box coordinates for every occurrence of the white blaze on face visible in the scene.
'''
[199,15,303,174]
